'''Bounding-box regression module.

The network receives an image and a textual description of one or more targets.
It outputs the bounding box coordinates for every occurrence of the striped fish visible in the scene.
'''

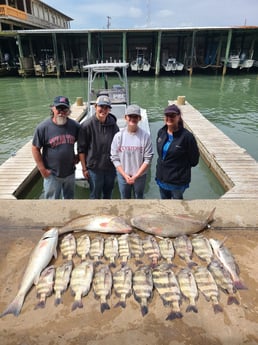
[54,261,73,306]
[34,265,55,309]
[104,235,119,267]
[128,233,144,265]
[158,238,175,263]
[192,234,213,264]
[113,265,132,308]
[177,268,198,313]
[93,265,112,313]
[118,234,131,265]
[133,265,153,316]
[89,236,104,264]
[60,233,77,262]
[143,235,160,267]
[152,263,182,320]
[76,234,91,261]
[174,235,197,268]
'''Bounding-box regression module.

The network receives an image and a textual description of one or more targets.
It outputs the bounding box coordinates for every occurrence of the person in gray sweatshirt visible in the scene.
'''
[111,104,153,199]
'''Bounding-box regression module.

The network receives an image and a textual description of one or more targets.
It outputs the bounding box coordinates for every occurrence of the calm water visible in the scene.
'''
[0,73,257,199]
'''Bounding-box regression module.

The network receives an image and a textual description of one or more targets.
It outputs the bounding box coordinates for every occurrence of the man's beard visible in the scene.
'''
[56,116,67,125]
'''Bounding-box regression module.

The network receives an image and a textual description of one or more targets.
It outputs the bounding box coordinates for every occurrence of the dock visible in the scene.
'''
[1,99,258,199]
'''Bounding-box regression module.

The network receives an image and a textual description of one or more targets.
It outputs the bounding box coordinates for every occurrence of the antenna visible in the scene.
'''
[146,0,150,27]
[107,16,111,29]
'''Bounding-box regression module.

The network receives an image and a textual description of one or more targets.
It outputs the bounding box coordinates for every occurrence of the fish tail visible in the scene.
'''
[227,296,240,305]
[114,301,126,309]
[54,297,62,306]
[166,311,183,320]
[213,303,223,314]
[34,300,46,309]
[109,262,116,268]
[100,302,110,313]
[188,261,198,269]
[207,207,216,225]
[141,305,148,317]
[0,293,25,317]
[71,300,83,311]
[186,304,198,313]
[135,260,143,266]
[234,280,248,290]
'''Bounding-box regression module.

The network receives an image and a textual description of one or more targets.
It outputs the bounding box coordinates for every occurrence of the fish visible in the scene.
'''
[54,261,73,306]
[60,233,77,261]
[93,265,113,313]
[130,208,215,238]
[113,265,132,308]
[58,214,132,235]
[133,265,153,317]
[158,238,175,263]
[0,227,58,318]
[192,234,214,264]
[76,234,91,261]
[128,233,144,265]
[118,234,131,266]
[89,236,104,264]
[70,261,94,311]
[194,266,223,314]
[209,238,247,290]
[152,263,182,320]
[177,268,198,313]
[208,259,239,305]
[174,235,197,268]
[104,235,119,267]
[34,265,55,309]
[143,235,161,267]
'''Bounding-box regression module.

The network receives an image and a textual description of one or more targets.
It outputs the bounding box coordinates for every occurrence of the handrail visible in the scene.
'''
[0,5,28,21]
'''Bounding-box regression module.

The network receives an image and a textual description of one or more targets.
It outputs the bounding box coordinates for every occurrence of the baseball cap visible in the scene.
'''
[164,104,181,115]
[96,95,112,108]
[53,96,70,108]
[125,104,141,117]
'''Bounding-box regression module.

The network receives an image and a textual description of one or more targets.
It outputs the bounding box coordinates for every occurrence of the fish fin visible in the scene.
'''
[188,261,198,269]
[234,280,248,290]
[135,260,143,266]
[71,300,83,311]
[53,248,58,259]
[54,297,62,306]
[114,301,126,309]
[206,207,216,225]
[100,302,110,313]
[34,300,46,309]
[34,272,41,285]
[141,305,148,316]
[213,304,223,313]
[0,293,25,317]
[186,305,198,313]
[227,296,240,305]
[166,311,183,320]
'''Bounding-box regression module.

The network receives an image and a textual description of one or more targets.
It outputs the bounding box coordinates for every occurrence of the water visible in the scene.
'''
[0,74,257,199]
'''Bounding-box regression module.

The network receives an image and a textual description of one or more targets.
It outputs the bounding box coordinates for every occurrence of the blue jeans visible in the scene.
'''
[88,169,116,199]
[159,187,185,200]
[117,172,147,199]
[43,173,75,199]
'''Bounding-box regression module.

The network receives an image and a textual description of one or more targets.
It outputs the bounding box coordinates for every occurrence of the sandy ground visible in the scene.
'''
[0,199,258,345]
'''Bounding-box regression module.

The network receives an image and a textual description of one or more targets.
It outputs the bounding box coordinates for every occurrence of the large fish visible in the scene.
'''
[0,227,58,317]
[130,208,215,238]
[58,215,132,235]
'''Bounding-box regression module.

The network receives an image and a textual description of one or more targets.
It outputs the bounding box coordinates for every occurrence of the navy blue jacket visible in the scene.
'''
[156,125,199,186]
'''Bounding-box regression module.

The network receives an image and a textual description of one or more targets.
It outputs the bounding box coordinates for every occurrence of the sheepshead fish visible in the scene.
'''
[130,208,215,238]
[194,266,223,314]
[0,227,58,318]
[70,261,94,311]
[208,259,239,305]
[209,238,247,290]
[89,236,104,264]
[58,215,132,235]
[128,233,144,265]
[174,235,197,268]
[35,265,55,309]
[60,233,77,261]
[143,235,161,267]
[54,261,73,306]
[113,265,132,308]
[177,268,198,313]
[76,234,91,261]
[118,234,131,265]
[104,235,119,267]
[152,263,182,320]
[158,238,175,263]
[192,234,214,264]
[93,265,112,313]
[133,265,153,317]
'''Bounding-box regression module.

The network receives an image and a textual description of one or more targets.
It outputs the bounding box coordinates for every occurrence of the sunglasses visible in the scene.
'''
[165,113,179,118]
[56,106,69,113]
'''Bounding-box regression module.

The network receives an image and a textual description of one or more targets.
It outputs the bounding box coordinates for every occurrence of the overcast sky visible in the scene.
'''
[43,0,258,30]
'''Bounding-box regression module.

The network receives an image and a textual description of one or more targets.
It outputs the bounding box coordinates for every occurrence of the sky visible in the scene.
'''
[43,0,258,30]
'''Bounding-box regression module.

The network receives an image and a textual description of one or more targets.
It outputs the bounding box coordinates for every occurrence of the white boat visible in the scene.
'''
[75,62,150,182]
[239,53,254,69]
[221,54,240,69]
[162,58,184,72]
[130,47,151,73]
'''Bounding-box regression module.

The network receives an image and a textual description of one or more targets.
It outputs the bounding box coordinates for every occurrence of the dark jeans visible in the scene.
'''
[159,187,185,200]
[117,172,147,199]
[88,169,116,199]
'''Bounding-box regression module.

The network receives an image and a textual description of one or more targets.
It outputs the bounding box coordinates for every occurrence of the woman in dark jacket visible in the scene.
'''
[155,104,199,199]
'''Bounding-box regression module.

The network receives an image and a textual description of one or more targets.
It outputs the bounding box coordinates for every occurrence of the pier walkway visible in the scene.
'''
[1,99,258,199]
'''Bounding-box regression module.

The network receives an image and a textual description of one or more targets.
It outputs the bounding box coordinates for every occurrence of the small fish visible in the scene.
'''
[152,263,182,320]
[132,265,153,316]
[174,235,197,268]
[35,265,55,309]
[89,236,104,264]
[128,233,144,265]
[76,234,91,261]
[177,268,198,313]
[60,233,77,261]
[70,261,94,311]
[104,235,119,267]
[113,265,132,308]
[209,238,247,290]
[131,208,215,237]
[158,238,175,263]
[143,235,161,267]
[54,261,73,306]
[192,234,214,264]
[58,215,132,235]
[118,234,131,265]
[0,227,58,318]
[208,259,239,305]
[93,265,113,313]
[194,266,223,314]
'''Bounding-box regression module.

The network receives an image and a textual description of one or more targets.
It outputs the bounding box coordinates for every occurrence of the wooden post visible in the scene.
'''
[189,30,196,75]
[222,29,232,76]
[52,33,60,78]
[87,32,92,63]
[155,31,162,76]
[122,31,127,62]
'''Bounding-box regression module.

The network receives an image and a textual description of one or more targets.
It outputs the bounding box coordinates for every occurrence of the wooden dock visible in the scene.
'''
[1,99,258,199]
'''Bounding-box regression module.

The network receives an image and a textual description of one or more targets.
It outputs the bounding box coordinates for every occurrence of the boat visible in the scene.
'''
[221,53,240,69]
[75,61,150,182]
[130,47,151,73]
[162,58,184,72]
[239,53,254,69]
